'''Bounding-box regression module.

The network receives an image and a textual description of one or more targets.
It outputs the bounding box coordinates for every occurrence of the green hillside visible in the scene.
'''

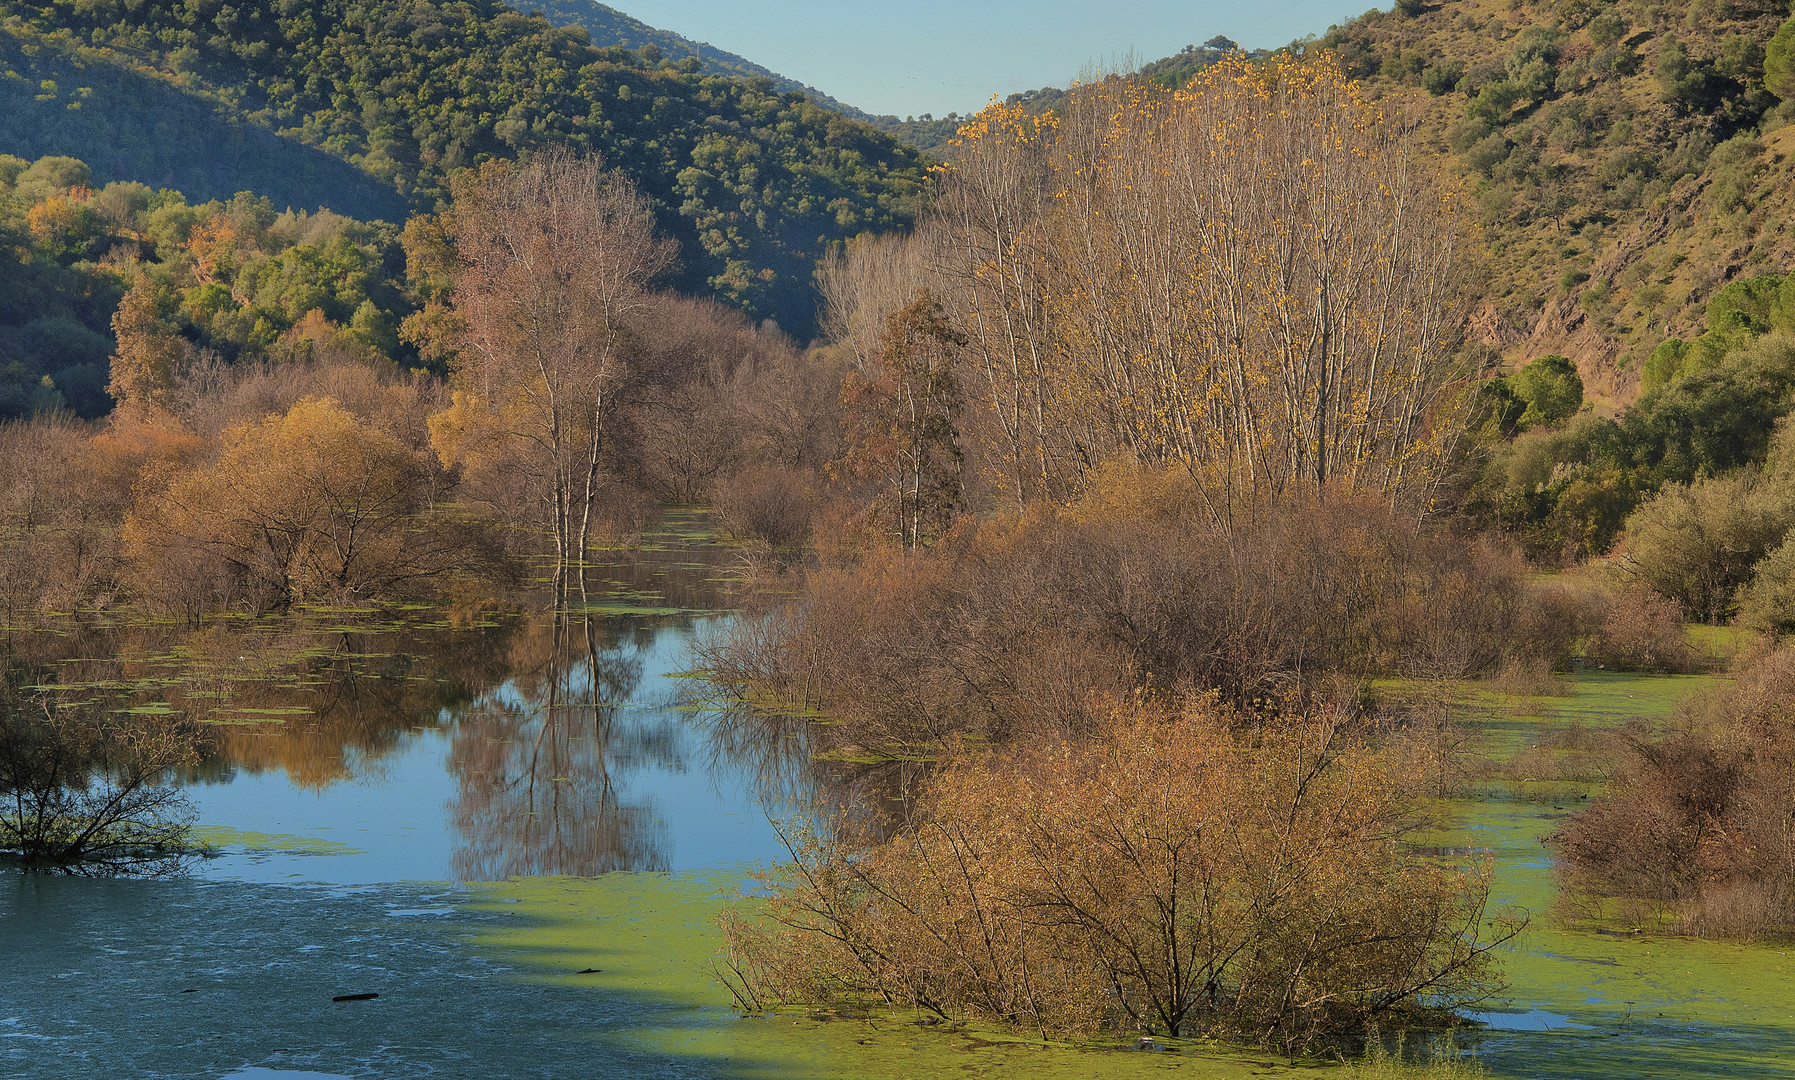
[0,151,412,420]
[1305,0,1795,406]
[530,0,876,120]
[0,0,928,333]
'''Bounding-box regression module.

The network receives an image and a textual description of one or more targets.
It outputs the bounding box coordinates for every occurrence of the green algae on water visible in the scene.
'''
[459,873,1491,1080]
[191,825,366,857]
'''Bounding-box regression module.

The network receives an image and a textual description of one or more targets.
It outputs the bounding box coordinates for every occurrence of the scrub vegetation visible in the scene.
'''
[0,665,205,873]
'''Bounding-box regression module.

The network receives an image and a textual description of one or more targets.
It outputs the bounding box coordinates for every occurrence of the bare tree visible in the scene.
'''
[0,688,204,875]
[437,151,675,576]
[918,57,1469,529]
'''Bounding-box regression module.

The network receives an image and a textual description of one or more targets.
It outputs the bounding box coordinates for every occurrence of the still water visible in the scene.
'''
[3,520,1794,1079]
[3,519,803,1079]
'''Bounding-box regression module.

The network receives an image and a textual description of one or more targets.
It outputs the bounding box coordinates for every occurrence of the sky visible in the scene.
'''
[610,0,1386,118]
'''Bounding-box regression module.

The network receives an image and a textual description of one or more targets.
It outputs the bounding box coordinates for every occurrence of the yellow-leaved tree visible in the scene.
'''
[919,55,1471,527]
[125,397,446,612]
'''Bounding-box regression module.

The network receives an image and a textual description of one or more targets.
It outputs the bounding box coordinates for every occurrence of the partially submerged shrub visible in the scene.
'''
[712,464,816,556]
[1586,584,1701,673]
[719,699,1518,1050]
[0,676,206,874]
[702,471,1586,758]
[1550,644,1795,939]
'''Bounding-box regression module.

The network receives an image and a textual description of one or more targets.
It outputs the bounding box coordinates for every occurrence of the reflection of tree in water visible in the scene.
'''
[16,614,518,789]
[449,608,683,880]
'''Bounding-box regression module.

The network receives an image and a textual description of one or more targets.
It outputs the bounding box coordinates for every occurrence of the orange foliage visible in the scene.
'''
[124,397,445,610]
[722,698,1516,1048]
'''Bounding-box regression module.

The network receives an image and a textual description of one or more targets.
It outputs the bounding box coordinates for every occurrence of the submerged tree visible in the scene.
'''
[0,678,204,874]
[429,151,675,575]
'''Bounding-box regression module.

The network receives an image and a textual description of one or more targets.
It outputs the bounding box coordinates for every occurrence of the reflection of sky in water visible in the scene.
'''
[185,618,790,884]
[3,534,817,1079]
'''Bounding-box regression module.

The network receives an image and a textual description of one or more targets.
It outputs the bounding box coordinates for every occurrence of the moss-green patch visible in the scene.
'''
[459,873,1485,1079]
[1683,623,1753,665]
[191,825,365,856]
[1429,670,1795,1078]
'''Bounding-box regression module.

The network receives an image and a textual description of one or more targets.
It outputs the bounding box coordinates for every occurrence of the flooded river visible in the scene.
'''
[3,517,1792,1078]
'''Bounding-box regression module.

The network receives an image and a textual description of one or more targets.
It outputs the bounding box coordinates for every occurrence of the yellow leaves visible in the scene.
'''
[426,387,484,470]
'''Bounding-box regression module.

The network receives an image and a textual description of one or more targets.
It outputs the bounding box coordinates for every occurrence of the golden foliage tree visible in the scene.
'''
[922,56,1469,526]
[107,276,190,416]
[125,397,441,608]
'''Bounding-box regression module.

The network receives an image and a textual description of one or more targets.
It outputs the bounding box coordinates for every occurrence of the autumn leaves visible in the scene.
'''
[918,56,1466,522]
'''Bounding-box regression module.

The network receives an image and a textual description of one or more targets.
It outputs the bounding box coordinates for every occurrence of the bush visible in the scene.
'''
[720,700,1518,1049]
[0,675,205,874]
[1508,354,1584,429]
[713,464,816,556]
[1586,583,1701,673]
[1736,534,1795,634]
[1620,470,1792,623]
[1550,644,1795,939]
[1423,60,1466,95]
[701,468,1582,759]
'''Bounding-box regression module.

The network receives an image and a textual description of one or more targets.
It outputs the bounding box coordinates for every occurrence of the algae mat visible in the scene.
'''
[459,670,1795,1079]
[1449,671,1795,1079]
[462,873,1452,1079]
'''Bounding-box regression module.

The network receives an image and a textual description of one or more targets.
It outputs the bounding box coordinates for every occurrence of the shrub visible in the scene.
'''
[1586,583,1700,672]
[1550,644,1795,939]
[1509,354,1584,429]
[1736,534,1795,635]
[720,700,1518,1049]
[1620,470,1792,623]
[0,676,205,874]
[701,469,1581,759]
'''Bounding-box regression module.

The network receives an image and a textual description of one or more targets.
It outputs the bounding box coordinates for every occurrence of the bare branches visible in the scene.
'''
[719,699,1516,1049]
[924,57,1470,526]
[0,686,205,875]
[438,150,675,569]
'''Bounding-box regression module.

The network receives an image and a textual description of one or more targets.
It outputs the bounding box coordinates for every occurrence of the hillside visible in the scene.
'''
[0,151,412,420]
[1312,0,1795,406]
[0,0,928,333]
[530,0,876,120]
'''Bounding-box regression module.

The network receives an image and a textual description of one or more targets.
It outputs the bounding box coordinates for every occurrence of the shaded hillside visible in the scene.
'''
[0,29,406,221]
[1316,0,1795,406]
[531,0,876,120]
[0,0,928,333]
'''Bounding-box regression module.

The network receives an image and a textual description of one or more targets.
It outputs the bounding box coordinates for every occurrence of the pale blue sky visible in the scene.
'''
[612,1,1384,117]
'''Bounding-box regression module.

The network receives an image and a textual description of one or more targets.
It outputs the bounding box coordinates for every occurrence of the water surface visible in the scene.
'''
[5,530,1795,1078]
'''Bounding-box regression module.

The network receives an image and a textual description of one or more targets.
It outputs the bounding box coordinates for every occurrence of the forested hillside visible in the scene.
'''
[0,0,927,330]
[530,0,874,119]
[0,152,412,420]
[1312,0,1795,404]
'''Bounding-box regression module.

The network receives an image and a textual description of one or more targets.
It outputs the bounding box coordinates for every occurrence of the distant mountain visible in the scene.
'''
[531,0,878,120]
